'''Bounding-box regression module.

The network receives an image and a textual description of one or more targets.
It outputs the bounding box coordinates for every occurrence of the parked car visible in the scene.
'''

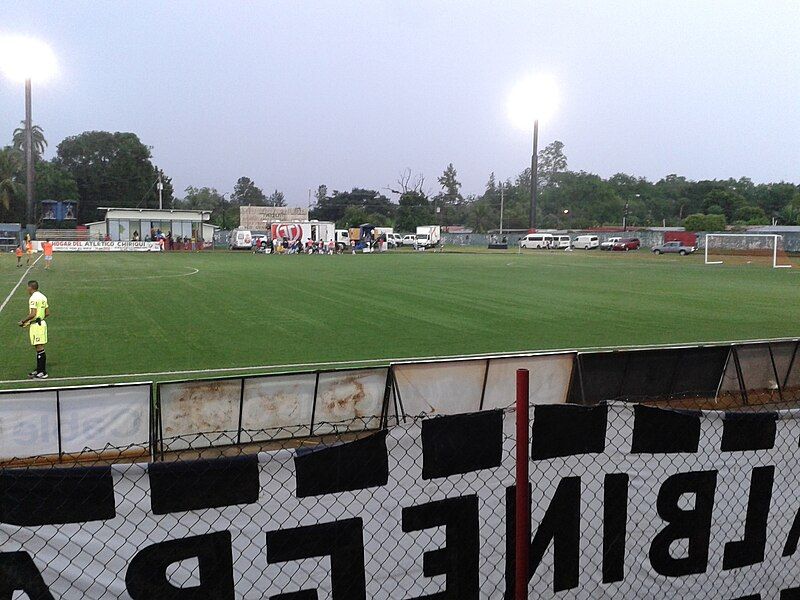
[251,234,269,250]
[401,234,417,246]
[652,241,696,256]
[387,233,403,248]
[573,235,599,249]
[612,238,641,251]
[519,233,554,249]
[599,236,621,251]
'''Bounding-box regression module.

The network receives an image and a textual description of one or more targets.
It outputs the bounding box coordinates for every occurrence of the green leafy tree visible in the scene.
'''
[537,140,567,188]
[181,186,236,228]
[267,189,286,207]
[35,160,78,201]
[435,163,464,225]
[734,205,768,225]
[231,176,266,206]
[12,122,47,160]
[396,191,433,232]
[311,188,395,223]
[683,213,726,231]
[315,184,327,205]
[55,131,172,222]
[0,147,24,218]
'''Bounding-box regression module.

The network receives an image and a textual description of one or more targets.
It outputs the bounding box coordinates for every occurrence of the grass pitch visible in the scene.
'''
[2,248,799,387]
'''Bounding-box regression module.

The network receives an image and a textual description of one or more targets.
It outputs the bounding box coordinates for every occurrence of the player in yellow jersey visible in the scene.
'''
[18,280,50,379]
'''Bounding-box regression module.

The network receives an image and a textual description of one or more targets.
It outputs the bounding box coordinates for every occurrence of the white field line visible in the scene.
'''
[77,267,199,283]
[0,335,796,386]
[0,254,43,316]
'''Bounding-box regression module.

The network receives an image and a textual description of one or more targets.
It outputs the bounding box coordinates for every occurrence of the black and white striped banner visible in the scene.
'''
[2,403,800,598]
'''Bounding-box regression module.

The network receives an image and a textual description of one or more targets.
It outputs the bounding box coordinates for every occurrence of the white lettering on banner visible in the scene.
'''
[3,403,800,598]
[51,241,161,252]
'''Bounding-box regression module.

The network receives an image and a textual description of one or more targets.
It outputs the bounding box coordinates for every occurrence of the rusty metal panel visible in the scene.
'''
[393,360,486,417]
[719,343,782,394]
[240,372,317,442]
[313,368,388,434]
[734,341,796,393]
[59,384,150,455]
[0,390,58,461]
[482,354,574,410]
[160,378,242,450]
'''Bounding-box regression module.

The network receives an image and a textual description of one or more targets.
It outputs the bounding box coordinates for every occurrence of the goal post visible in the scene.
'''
[704,233,792,268]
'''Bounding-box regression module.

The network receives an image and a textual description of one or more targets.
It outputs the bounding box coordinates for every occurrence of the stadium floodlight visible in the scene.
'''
[0,35,58,226]
[507,74,559,230]
[704,233,792,268]
[0,35,58,83]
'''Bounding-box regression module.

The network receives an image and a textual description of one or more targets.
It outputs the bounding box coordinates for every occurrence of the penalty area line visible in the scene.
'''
[0,254,43,316]
[0,335,798,386]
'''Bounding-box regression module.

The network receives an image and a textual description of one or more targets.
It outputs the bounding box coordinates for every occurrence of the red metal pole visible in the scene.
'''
[515,368,530,600]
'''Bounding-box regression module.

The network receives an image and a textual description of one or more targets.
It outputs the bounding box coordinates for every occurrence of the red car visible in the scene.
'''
[611,237,641,251]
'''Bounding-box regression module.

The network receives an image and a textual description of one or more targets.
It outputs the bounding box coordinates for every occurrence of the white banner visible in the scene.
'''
[3,403,800,598]
[51,241,161,252]
[0,384,151,462]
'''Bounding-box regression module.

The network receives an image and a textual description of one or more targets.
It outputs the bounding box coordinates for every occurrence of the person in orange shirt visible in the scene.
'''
[15,245,23,268]
[42,240,54,270]
[25,238,33,266]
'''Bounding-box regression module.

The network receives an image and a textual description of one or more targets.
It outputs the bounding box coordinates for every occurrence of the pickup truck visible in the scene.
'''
[652,241,696,256]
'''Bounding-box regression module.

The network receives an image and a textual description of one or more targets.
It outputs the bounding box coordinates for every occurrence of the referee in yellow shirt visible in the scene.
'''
[19,280,50,379]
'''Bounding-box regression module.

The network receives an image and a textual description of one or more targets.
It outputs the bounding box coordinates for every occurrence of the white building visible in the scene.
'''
[87,208,218,243]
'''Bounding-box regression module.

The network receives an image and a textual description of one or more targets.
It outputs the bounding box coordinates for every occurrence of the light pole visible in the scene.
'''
[0,36,58,225]
[24,78,34,224]
[530,120,539,230]
[508,74,558,231]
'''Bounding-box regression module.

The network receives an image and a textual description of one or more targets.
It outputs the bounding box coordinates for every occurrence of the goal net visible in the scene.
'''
[704,233,792,268]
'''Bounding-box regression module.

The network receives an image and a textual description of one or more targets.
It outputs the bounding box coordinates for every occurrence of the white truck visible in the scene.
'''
[269,220,336,246]
[335,229,350,250]
[415,225,441,249]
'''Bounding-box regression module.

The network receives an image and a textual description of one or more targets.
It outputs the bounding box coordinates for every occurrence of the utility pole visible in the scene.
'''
[157,170,164,210]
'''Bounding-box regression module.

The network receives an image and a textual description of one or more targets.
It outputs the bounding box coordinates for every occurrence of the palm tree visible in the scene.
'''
[12,122,47,159]
[0,147,24,212]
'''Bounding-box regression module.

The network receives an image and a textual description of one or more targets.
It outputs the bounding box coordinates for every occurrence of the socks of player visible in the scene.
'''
[36,350,46,375]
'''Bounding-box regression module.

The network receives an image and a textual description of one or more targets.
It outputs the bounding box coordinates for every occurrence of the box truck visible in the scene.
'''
[269,220,335,245]
[415,225,441,249]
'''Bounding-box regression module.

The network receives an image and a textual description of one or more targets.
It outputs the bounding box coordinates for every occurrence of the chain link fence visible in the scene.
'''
[3,391,800,598]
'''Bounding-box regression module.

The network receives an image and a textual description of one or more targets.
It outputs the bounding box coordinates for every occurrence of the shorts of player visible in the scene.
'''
[29,321,47,346]
[44,255,52,262]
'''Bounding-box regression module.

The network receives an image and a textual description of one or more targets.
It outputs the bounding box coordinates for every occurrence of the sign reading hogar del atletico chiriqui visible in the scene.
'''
[2,402,800,598]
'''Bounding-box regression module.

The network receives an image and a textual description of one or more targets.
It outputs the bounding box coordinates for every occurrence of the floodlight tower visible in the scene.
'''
[0,36,58,225]
[508,74,558,230]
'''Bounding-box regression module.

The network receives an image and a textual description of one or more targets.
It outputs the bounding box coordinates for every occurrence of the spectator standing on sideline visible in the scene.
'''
[42,241,54,269]
[15,244,23,267]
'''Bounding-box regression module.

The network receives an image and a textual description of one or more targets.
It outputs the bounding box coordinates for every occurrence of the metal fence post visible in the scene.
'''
[515,368,530,600]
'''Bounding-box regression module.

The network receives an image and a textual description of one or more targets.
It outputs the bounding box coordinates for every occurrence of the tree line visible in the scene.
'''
[310,142,799,233]
[2,125,798,232]
[0,127,286,228]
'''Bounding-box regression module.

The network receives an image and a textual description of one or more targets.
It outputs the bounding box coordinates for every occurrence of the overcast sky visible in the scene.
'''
[2,1,798,205]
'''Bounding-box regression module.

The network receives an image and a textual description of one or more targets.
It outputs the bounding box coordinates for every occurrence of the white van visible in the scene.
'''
[551,235,572,249]
[229,229,253,250]
[573,235,599,250]
[519,233,553,249]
